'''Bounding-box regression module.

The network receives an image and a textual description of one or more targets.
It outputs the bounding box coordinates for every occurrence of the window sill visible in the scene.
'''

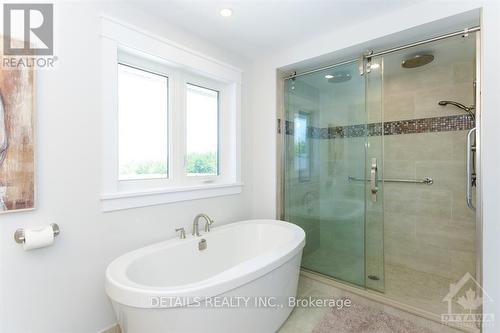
[100,182,243,212]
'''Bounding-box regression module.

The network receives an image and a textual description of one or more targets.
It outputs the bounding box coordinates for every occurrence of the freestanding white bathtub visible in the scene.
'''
[106,219,305,333]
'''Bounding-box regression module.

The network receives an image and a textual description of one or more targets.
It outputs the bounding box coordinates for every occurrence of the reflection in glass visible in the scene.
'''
[295,112,311,182]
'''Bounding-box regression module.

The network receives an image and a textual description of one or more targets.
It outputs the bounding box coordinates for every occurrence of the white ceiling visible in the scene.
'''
[133,0,422,59]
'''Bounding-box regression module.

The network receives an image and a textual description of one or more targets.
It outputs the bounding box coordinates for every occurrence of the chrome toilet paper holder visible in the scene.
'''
[14,223,60,244]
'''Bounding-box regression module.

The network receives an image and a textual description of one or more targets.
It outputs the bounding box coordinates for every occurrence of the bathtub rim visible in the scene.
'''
[105,219,305,308]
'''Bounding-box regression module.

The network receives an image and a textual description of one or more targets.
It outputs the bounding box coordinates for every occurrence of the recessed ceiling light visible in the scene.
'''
[324,74,334,79]
[220,8,233,17]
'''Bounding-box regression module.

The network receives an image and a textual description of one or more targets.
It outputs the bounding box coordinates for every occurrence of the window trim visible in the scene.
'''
[100,16,242,212]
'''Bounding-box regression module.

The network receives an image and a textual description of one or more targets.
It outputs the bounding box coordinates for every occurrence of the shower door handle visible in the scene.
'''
[466,127,476,210]
[370,158,378,203]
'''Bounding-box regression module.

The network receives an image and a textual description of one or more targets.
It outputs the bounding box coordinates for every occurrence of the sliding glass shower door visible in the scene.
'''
[282,61,384,290]
[282,30,480,319]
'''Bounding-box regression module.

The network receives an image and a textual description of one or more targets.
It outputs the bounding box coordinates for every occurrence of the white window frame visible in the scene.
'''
[100,16,242,212]
[181,74,224,184]
[117,52,173,189]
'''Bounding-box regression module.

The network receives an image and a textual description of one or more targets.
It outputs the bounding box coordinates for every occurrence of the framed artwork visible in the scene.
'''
[0,37,35,213]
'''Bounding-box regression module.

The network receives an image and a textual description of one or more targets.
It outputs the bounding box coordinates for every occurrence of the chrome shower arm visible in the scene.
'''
[438,100,475,120]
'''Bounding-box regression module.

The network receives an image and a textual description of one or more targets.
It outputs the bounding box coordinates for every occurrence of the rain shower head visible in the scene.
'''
[401,54,434,68]
[438,100,475,120]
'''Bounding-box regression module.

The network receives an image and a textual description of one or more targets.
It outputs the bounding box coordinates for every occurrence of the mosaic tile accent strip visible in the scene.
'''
[284,114,474,139]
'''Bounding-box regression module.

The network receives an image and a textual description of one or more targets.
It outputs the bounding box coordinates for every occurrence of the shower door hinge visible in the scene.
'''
[366,50,374,74]
[277,118,282,134]
[358,54,365,76]
[359,50,374,76]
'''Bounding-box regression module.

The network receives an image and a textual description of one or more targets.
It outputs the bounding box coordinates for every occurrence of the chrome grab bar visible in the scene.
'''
[370,158,378,202]
[348,176,433,185]
[466,127,476,210]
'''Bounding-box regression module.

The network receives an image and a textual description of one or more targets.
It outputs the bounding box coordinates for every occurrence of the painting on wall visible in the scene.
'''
[0,37,35,213]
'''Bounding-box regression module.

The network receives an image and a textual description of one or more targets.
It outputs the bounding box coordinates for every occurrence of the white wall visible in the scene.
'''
[0,2,253,333]
[249,0,500,331]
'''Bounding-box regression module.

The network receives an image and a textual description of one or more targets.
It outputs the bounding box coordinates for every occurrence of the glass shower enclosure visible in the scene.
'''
[281,59,384,291]
[279,30,479,317]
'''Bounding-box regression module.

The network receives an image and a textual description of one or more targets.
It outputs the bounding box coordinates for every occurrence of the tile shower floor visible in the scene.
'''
[301,247,453,316]
[385,263,453,315]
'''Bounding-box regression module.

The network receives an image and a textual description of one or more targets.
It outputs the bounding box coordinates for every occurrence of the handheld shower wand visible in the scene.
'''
[438,100,475,120]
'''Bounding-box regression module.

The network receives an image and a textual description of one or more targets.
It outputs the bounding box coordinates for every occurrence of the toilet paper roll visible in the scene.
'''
[23,226,54,251]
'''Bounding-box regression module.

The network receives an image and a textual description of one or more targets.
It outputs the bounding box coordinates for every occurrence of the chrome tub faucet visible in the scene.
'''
[192,213,214,236]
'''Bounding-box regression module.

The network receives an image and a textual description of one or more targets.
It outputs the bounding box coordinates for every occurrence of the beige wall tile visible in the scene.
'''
[384,212,417,241]
[381,60,476,280]
[416,217,475,252]
[383,92,416,121]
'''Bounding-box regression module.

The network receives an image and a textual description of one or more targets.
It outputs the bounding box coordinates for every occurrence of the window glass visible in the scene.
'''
[118,64,169,180]
[186,83,219,176]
